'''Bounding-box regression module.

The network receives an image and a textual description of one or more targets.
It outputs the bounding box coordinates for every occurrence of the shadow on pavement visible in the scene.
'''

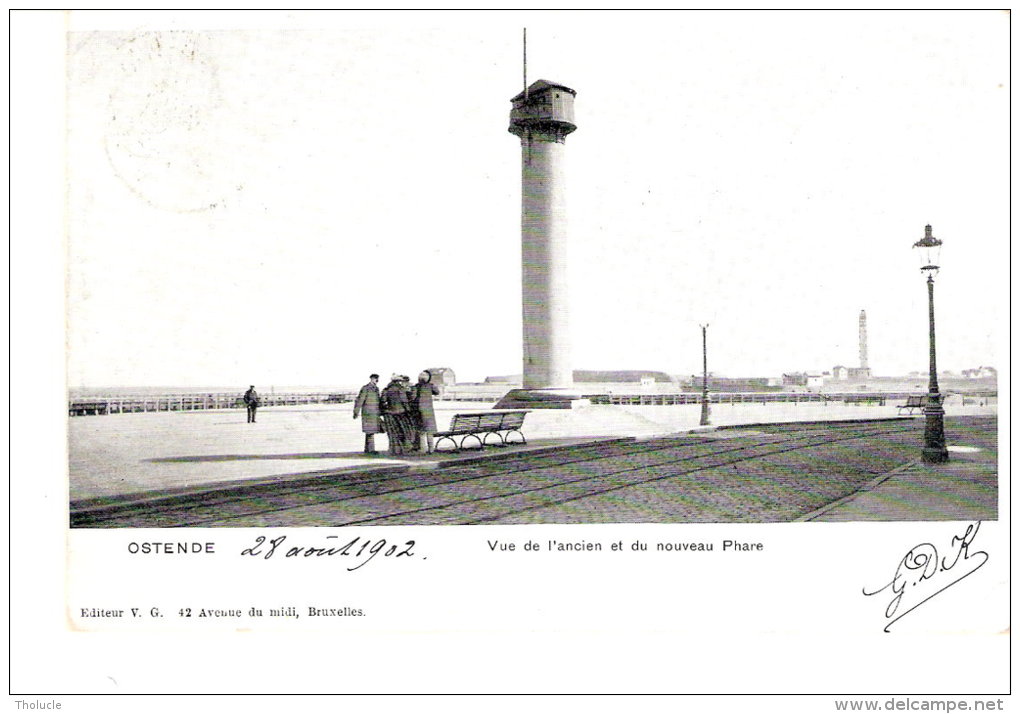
[149,452,359,463]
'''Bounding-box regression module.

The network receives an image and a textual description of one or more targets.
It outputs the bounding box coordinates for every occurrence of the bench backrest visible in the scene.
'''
[499,411,527,430]
[477,412,504,431]
[449,414,483,432]
[447,410,529,433]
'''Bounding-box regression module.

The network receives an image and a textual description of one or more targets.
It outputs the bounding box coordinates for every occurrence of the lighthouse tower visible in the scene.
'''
[496,79,585,409]
[510,79,576,390]
[859,310,870,374]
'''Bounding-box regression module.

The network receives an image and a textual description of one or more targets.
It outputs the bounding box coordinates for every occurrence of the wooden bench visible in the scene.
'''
[434,411,529,452]
[842,395,886,406]
[898,394,942,415]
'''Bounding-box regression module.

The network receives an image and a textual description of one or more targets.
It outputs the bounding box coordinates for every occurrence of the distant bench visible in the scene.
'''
[842,395,886,406]
[898,394,943,415]
[434,411,529,452]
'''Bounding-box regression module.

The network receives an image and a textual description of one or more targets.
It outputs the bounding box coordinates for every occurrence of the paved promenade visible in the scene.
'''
[805,420,998,522]
[69,399,996,524]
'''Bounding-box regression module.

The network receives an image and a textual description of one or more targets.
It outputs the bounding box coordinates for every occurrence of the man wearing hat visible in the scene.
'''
[413,370,440,454]
[353,373,383,454]
[243,385,259,423]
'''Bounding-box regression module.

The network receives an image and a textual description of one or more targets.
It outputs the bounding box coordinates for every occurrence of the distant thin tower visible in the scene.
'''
[859,310,869,370]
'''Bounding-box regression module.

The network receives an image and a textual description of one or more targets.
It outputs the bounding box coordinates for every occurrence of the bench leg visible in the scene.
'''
[459,434,484,451]
[502,429,526,445]
[433,435,458,452]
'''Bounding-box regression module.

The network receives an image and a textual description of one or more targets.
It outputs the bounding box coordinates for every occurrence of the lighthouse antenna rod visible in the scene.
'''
[523,28,528,100]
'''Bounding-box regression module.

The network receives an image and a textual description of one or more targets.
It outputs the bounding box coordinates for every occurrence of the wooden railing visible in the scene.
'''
[68,389,997,416]
[68,391,356,416]
[585,391,997,407]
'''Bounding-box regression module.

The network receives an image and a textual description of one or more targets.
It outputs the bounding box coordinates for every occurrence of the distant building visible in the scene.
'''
[574,370,674,383]
[961,366,997,379]
[425,367,456,396]
[783,372,823,389]
[682,376,777,392]
[711,377,776,391]
[484,369,675,386]
[425,367,455,385]
[847,366,871,379]
[832,365,849,380]
[484,374,519,384]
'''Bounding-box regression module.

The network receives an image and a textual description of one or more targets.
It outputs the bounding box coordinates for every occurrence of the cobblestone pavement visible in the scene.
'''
[806,415,998,521]
[73,416,997,527]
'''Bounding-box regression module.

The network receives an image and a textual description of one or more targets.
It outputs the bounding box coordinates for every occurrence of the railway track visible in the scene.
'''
[73,420,926,528]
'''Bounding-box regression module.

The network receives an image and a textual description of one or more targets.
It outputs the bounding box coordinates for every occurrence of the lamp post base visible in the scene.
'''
[922,446,950,463]
[922,397,949,463]
[699,398,711,426]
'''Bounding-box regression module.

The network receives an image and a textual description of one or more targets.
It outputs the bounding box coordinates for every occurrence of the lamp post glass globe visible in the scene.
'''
[913,224,949,463]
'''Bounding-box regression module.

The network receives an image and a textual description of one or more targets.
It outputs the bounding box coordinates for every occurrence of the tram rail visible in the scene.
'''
[73,420,924,528]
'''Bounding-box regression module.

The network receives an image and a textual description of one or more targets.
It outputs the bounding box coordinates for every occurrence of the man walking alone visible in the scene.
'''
[243,385,259,423]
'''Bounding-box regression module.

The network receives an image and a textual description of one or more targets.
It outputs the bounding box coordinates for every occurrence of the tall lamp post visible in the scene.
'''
[912,224,949,463]
[699,324,711,426]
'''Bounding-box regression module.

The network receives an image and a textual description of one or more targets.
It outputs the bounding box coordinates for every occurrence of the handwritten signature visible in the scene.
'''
[863,522,988,632]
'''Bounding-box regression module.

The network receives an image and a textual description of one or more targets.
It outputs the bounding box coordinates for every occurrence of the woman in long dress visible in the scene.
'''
[401,375,420,451]
[380,376,413,456]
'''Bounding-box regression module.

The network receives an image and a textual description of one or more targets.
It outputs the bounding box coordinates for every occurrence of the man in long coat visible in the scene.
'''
[413,370,440,454]
[352,374,383,454]
[243,385,259,423]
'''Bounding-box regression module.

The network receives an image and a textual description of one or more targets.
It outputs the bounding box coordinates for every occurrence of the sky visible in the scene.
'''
[62,11,1009,388]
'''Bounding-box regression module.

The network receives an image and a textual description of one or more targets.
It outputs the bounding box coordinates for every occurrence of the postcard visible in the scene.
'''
[9,9,1010,705]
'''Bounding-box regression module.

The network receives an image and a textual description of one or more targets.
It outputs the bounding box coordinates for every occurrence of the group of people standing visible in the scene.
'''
[353,371,440,456]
